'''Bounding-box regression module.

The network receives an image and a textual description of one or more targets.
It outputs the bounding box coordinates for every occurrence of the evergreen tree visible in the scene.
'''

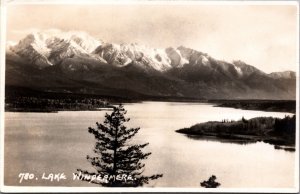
[76,104,162,187]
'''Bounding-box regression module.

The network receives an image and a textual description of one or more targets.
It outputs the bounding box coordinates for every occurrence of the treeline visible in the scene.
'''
[4,86,136,112]
[177,115,296,146]
[5,96,113,112]
[273,116,296,144]
[211,100,296,113]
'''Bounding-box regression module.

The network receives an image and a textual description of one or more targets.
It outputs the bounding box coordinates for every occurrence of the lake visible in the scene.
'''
[4,101,296,188]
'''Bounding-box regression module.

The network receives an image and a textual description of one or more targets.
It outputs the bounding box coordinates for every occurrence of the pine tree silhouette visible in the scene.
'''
[76,104,162,187]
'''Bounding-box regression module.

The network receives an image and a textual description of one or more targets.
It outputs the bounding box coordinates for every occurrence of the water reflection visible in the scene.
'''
[273,145,296,152]
[184,134,257,145]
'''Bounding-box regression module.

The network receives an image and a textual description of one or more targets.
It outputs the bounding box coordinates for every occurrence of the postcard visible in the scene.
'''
[0,0,299,192]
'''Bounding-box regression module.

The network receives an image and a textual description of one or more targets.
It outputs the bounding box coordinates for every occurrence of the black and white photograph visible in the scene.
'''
[0,0,299,192]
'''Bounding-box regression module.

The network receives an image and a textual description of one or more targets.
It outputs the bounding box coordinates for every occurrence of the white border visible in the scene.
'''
[0,0,299,193]
[1,0,299,5]
[294,1,300,193]
[0,187,299,193]
[0,0,6,193]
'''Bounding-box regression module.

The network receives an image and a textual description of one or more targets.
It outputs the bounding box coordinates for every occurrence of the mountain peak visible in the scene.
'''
[232,60,265,76]
[6,30,296,100]
[6,30,295,78]
[9,30,103,68]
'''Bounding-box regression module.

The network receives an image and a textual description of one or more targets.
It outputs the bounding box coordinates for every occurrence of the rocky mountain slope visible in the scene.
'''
[5,31,296,100]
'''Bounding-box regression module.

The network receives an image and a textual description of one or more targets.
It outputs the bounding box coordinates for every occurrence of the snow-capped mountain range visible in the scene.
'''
[5,30,296,100]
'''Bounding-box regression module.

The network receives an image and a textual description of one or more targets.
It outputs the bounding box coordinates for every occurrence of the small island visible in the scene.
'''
[176,115,296,151]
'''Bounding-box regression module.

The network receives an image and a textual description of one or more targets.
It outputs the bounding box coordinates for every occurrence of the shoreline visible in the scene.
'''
[176,116,296,150]
[5,107,115,113]
[5,99,295,113]
[211,100,295,113]
[184,133,296,152]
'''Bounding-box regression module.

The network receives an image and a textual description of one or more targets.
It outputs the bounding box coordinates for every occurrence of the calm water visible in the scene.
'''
[4,102,296,188]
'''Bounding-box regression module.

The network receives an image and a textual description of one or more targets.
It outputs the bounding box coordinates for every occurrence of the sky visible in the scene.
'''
[5,2,299,73]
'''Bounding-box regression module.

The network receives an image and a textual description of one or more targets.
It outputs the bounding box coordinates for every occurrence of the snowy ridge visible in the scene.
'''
[6,30,296,80]
[93,43,173,71]
[7,30,206,71]
[9,30,103,69]
[5,30,296,100]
